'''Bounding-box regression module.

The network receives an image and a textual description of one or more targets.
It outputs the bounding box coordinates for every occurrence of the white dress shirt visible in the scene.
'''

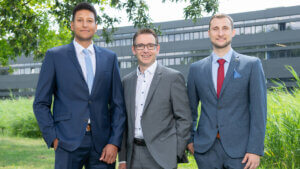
[212,48,233,92]
[73,40,96,81]
[134,61,157,139]
[73,40,96,124]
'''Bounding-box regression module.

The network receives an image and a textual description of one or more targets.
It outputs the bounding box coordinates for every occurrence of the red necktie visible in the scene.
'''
[217,59,226,99]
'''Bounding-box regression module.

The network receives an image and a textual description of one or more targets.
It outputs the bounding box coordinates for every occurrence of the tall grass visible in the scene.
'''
[260,66,300,169]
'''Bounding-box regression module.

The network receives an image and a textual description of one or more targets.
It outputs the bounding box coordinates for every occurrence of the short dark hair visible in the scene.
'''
[72,2,97,22]
[133,28,159,46]
[209,13,234,30]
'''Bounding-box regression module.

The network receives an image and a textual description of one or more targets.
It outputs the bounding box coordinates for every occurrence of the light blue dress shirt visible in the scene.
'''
[212,49,233,92]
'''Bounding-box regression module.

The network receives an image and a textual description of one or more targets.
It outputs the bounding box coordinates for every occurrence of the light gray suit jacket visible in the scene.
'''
[119,64,192,169]
[188,51,267,158]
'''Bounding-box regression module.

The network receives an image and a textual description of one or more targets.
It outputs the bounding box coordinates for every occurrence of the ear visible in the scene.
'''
[232,28,236,38]
[156,44,160,54]
[132,45,136,56]
[71,21,74,31]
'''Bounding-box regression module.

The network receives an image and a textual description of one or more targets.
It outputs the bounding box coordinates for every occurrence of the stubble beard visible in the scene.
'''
[211,40,232,49]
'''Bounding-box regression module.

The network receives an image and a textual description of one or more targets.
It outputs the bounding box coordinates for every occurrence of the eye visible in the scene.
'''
[136,44,144,48]
[212,27,218,31]
[148,44,155,47]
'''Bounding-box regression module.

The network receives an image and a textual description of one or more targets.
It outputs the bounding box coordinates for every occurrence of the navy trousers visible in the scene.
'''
[194,139,245,169]
[55,132,115,169]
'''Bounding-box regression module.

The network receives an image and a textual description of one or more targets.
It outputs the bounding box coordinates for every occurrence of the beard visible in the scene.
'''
[211,40,232,49]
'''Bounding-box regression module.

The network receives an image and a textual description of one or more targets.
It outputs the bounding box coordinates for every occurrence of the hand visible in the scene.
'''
[99,144,118,164]
[53,138,59,151]
[242,153,260,169]
[118,163,127,169]
[187,143,194,155]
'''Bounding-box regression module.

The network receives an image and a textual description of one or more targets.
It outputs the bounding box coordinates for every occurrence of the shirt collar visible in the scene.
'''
[136,60,157,76]
[212,48,233,63]
[73,39,95,55]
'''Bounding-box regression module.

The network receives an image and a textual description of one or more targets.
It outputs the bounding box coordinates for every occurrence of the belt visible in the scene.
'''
[217,132,220,139]
[86,124,91,132]
[134,138,146,146]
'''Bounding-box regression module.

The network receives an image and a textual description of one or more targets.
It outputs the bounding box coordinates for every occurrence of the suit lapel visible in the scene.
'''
[206,55,218,99]
[142,64,162,114]
[91,46,103,95]
[219,51,239,98]
[67,43,86,84]
[129,72,137,128]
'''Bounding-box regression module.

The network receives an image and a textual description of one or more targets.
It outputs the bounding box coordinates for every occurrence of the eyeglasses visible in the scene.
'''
[134,43,158,50]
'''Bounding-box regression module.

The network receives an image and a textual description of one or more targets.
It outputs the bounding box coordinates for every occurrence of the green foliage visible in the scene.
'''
[260,67,300,169]
[0,0,218,65]
[0,98,41,138]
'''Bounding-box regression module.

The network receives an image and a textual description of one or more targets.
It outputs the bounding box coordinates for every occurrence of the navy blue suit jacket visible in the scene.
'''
[33,42,126,153]
[188,51,267,158]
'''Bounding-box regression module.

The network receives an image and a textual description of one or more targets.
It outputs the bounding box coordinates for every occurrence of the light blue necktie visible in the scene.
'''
[82,49,94,94]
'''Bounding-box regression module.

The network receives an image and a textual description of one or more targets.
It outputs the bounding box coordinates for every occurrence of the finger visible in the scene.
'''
[104,151,112,163]
[244,161,251,169]
[242,154,248,163]
[249,162,255,169]
[100,148,106,161]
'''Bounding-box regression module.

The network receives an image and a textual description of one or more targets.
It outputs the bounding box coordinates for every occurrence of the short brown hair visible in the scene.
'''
[132,28,158,46]
[209,13,234,30]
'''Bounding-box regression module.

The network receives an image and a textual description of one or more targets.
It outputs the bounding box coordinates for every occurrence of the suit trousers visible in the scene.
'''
[130,144,164,169]
[194,139,245,169]
[55,132,115,169]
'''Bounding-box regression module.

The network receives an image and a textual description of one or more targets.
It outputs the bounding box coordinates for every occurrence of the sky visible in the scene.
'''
[105,0,300,27]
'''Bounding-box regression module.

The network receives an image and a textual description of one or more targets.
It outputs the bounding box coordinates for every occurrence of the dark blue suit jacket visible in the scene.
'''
[188,51,267,158]
[33,42,126,153]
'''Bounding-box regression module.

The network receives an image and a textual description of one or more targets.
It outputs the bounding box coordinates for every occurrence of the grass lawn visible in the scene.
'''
[0,136,54,169]
[0,136,197,169]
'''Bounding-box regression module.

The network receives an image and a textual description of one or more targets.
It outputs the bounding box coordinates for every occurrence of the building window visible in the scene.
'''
[175,34,181,41]
[279,23,286,31]
[255,25,263,33]
[184,33,190,40]
[168,34,175,42]
[194,32,200,39]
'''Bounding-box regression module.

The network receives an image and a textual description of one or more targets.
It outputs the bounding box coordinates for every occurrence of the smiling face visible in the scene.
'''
[208,17,236,50]
[71,9,97,43]
[132,33,160,72]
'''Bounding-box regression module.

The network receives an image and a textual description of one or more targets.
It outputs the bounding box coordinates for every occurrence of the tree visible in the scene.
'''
[0,0,218,66]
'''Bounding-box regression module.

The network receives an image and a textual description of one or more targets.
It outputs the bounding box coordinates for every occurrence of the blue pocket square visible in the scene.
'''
[234,69,241,79]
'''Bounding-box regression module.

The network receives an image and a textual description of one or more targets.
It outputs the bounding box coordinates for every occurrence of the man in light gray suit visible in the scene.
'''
[118,28,192,169]
[187,14,267,169]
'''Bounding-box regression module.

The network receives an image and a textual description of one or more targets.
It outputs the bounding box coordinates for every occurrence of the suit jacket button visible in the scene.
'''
[88,100,92,104]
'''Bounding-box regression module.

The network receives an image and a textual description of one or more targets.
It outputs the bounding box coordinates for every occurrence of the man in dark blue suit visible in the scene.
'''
[187,14,267,169]
[33,2,126,169]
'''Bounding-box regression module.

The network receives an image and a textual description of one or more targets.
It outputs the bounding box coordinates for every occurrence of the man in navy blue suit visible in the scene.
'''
[33,2,126,169]
[187,14,267,169]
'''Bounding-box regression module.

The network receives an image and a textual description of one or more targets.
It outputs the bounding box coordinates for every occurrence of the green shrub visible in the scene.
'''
[0,98,41,138]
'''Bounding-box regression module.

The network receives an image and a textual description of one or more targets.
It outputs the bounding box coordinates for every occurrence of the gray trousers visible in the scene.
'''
[194,139,245,169]
[130,144,163,169]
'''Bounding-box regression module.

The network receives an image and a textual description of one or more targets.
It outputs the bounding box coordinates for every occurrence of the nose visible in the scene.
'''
[142,46,149,52]
[83,20,88,27]
[218,30,224,36]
